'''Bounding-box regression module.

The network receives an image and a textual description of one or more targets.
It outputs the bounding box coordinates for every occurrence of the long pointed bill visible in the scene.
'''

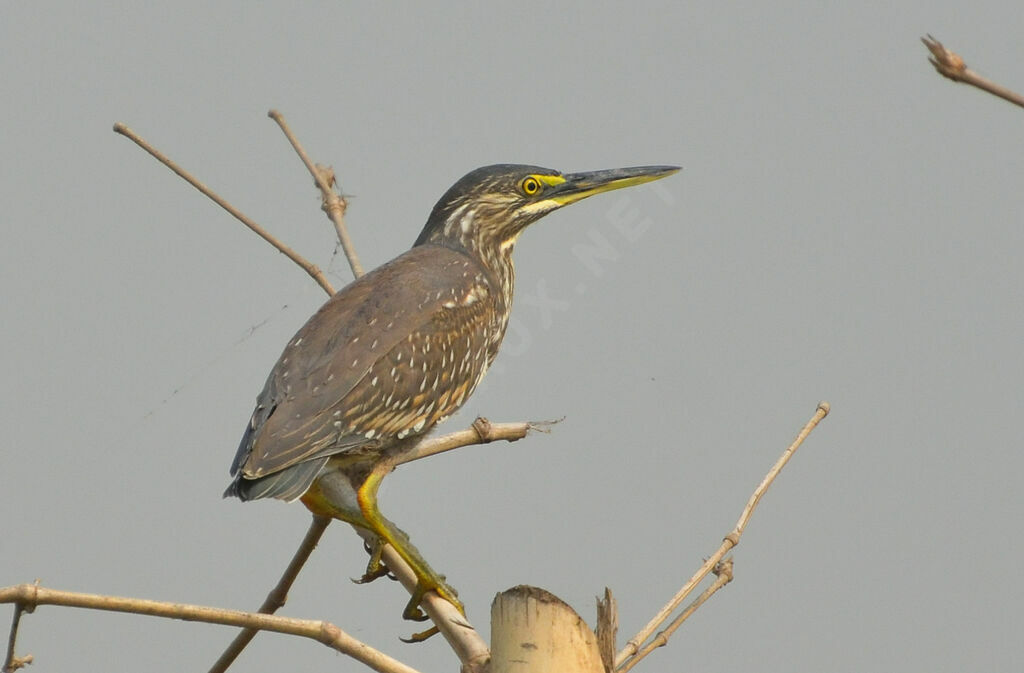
[547,165,680,207]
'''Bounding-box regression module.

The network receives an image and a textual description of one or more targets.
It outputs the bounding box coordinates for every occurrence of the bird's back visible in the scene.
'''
[227,243,509,501]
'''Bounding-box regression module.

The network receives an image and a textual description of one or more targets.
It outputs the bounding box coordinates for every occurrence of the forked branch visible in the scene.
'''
[112,123,336,295]
[208,417,544,672]
[207,515,331,673]
[615,402,831,671]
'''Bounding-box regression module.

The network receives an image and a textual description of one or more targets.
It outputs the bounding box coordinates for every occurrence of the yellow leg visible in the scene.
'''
[356,465,464,622]
[301,464,464,624]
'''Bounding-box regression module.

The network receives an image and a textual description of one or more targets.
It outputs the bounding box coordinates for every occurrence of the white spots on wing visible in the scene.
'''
[291,338,302,347]
[333,421,342,428]
[413,418,426,433]
[333,410,341,417]
[390,366,397,378]
[351,358,359,368]
[326,372,335,382]
[370,339,378,350]
[352,336,359,344]
[364,429,376,440]
[371,376,378,386]
[386,320,394,330]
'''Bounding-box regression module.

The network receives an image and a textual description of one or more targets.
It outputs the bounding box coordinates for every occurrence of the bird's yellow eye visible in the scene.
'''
[520,176,542,196]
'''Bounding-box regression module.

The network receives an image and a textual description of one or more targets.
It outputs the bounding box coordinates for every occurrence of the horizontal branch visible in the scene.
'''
[0,583,420,673]
[397,418,558,466]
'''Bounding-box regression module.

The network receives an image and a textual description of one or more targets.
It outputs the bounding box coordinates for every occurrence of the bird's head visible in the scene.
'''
[414,164,680,261]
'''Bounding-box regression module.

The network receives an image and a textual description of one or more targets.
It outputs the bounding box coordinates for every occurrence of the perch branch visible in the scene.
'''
[207,514,331,673]
[615,401,830,669]
[268,110,364,279]
[0,583,421,673]
[397,417,558,466]
[112,123,335,295]
[921,35,1024,109]
[207,418,536,670]
[351,529,491,673]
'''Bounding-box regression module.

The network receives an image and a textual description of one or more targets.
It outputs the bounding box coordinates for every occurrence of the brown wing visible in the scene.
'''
[230,243,504,486]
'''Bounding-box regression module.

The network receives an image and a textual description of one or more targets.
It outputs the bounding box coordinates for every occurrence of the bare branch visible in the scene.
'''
[0,583,421,673]
[350,529,491,673]
[615,401,830,669]
[207,515,331,673]
[3,596,32,673]
[921,35,1024,109]
[112,123,336,295]
[617,559,732,673]
[397,418,558,466]
[268,110,364,279]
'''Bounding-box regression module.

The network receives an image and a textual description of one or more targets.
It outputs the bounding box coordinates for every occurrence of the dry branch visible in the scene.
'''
[614,401,830,670]
[112,123,336,295]
[921,35,1024,109]
[208,515,331,673]
[268,110,364,279]
[397,418,556,466]
[353,529,490,673]
[0,583,421,673]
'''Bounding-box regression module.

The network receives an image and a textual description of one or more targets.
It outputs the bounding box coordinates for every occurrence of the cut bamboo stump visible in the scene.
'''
[489,586,605,673]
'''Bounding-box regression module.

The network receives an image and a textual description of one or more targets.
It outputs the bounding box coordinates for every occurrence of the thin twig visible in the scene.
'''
[268,110,364,279]
[396,418,557,466]
[0,583,421,673]
[921,35,1024,109]
[617,559,733,673]
[207,514,331,673]
[615,401,830,669]
[112,123,336,295]
[3,600,31,673]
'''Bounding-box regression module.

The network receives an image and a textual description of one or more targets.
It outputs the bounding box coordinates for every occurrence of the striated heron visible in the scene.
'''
[225,163,679,633]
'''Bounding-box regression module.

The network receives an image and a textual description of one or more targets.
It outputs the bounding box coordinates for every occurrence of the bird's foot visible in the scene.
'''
[396,576,463,642]
[400,574,463,621]
[353,537,395,584]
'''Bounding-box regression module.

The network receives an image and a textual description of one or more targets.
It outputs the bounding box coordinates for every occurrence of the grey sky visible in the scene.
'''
[3,3,1023,672]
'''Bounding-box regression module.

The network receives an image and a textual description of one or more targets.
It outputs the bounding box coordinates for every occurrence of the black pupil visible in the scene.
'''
[526,179,537,193]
